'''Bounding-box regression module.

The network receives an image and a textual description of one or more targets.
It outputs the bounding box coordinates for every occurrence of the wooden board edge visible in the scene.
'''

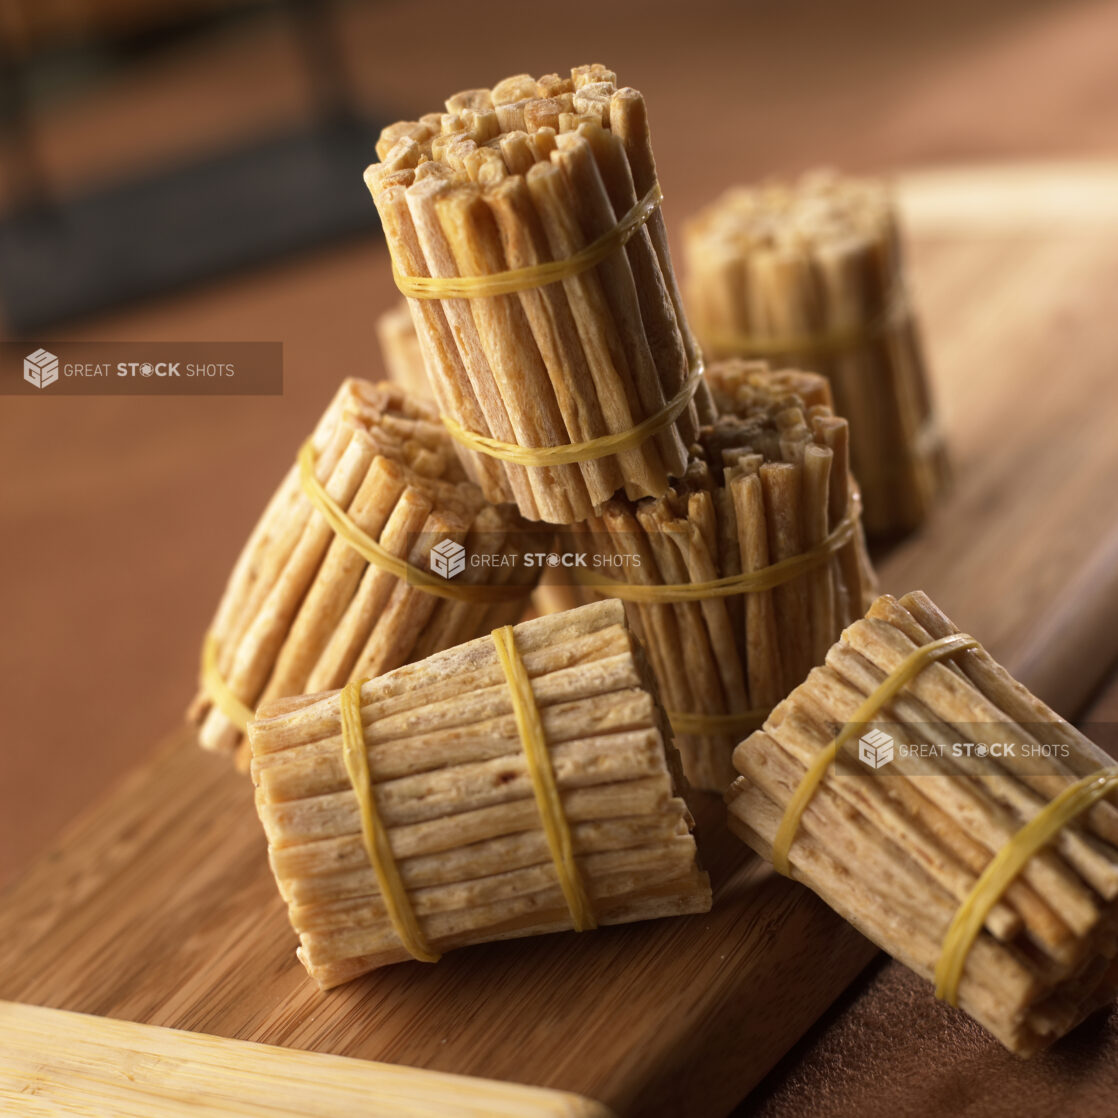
[0,1000,617,1118]
[897,160,1118,236]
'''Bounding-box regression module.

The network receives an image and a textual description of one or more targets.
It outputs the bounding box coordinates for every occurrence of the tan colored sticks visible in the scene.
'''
[365,66,715,524]
[189,379,549,765]
[570,361,875,792]
[249,599,711,987]
[727,590,1118,1055]
[684,171,949,536]
[376,299,431,399]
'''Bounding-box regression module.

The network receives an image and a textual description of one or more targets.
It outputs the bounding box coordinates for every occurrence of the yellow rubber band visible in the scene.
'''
[668,708,768,737]
[771,633,980,877]
[297,440,526,604]
[340,678,440,964]
[201,630,254,731]
[393,183,663,300]
[441,364,703,468]
[935,766,1118,1006]
[491,625,597,932]
[577,505,859,604]
[389,180,697,471]
[703,287,910,359]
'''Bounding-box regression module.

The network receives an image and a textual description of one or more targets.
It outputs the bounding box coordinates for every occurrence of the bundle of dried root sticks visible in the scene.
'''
[570,360,874,792]
[365,64,715,524]
[376,301,430,400]
[728,591,1118,1055]
[190,379,547,764]
[684,171,948,536]
[374,298,601,621]
[250,600,711,986]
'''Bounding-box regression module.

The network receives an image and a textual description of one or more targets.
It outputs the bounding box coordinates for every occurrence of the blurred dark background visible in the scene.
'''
[2,0,1114,336]
[0,0,388,330]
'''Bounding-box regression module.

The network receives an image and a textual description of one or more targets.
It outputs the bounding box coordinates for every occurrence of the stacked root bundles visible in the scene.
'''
[684,171,948,536]
[250,600,711,987]
[190,379,548,764]
[530,567,596,618]
[376,300,431,400]
[377,299,593,621]
[365,64,715,524]
[374,299,596,621]
[728,591,1118,1055]
[570,361,874,792]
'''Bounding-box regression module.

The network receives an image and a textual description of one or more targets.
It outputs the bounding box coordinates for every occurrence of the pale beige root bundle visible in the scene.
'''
[189,379,549,764]
[374,297,608,619]
[365,64,716,524]
[569,361,875,793]
[376,300,431,399]
[249,599,711,988]
[727,590,1118,1055]
[528,566,596,618]
[683,171,949,536]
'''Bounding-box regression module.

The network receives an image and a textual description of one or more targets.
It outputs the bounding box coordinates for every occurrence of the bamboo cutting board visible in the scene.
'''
[0,1001,613,1117]
[2,165,1118,1117]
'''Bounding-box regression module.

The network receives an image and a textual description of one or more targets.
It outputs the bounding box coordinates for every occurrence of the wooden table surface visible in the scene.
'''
[3,2,1118,1115]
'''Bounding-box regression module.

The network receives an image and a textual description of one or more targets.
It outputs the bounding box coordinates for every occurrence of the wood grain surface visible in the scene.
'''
[0,1001,615,1118]
[2,167,1118,1117]
[0,737,874,1118]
